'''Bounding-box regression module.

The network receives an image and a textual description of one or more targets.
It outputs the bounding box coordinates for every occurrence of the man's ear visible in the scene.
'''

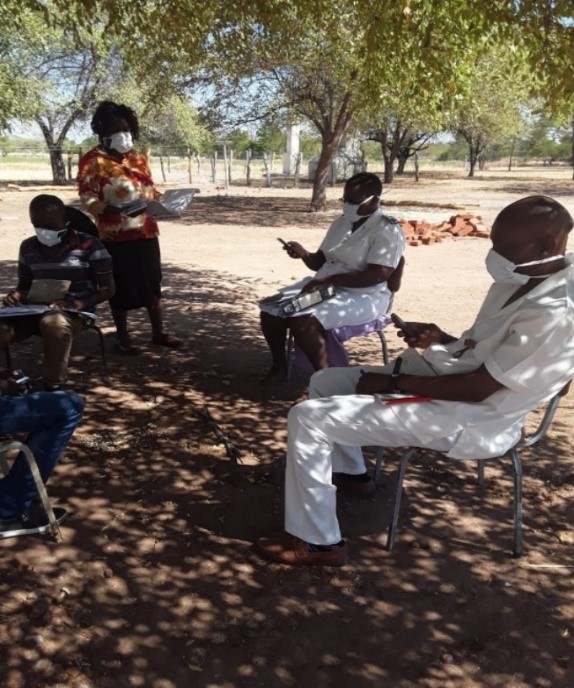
[538,234,558,257]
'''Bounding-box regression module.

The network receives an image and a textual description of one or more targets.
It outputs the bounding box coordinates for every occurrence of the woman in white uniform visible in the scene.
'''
[259,173,406,382]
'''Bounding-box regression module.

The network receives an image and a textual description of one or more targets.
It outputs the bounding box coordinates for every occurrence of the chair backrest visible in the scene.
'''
[522,380,571,448]
[65,205,100,238]
[387,256,405,294]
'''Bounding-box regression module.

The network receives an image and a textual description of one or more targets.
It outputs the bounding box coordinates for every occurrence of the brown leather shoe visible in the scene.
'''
[332,473,375,497]
[255,531,347,566]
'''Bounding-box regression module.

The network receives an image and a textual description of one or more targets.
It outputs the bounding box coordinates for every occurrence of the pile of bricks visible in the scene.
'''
[399,214,490,247]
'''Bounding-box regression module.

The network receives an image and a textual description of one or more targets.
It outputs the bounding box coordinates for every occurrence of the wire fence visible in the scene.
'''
[0,146,568,186]
[0,148,308,186]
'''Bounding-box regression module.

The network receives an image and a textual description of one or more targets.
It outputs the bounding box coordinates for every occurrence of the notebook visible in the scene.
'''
[146,188,200,219]
[27,279,71,304]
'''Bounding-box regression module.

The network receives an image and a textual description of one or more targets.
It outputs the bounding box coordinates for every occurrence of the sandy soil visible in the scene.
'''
[0,167,573,688]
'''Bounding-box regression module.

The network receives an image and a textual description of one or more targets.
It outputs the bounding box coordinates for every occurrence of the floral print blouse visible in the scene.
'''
[78,147,160,243]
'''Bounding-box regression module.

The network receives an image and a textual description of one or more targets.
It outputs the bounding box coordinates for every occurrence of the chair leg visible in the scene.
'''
[510,448,523,557]
[92,324,107,370]
[387,448,417,551]
[4,346,12,369]
[377,331,389,365]
[0,441,62,542]
[374,447,384,486]
[0,448,11,476]
[286,329,294,381]
[477,459,486,488]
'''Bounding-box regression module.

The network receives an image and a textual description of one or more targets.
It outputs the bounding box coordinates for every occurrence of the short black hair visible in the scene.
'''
[345,172,382,198]
[29,194,65,214]
[91,100,140,142]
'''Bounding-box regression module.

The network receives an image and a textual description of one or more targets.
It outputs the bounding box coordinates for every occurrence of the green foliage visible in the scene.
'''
[299,132,323,158]
[140,95,211,153]
[449,44,530,173]
[252,124,284,154]
[224,129,253,153]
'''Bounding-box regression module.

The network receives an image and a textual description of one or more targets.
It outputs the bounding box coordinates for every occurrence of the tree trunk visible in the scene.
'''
[396,155,408,175]
[36,112,82,185]
[309,100,353,211]
[571,113,574,181]
[383,154,394,184]
[508,137,516,171]
[310,136,339,211]
[49,146,67,184]
[467,141,479,178]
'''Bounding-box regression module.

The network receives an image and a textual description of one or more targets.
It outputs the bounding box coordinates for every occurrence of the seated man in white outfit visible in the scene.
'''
[256,195,574,566]
[259,172,406,382]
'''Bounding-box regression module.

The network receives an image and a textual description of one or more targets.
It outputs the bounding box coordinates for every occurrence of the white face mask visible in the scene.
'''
[342,195,378,223]
[485,249,565,284]
[34,227,66,247]
[106,131,133,154]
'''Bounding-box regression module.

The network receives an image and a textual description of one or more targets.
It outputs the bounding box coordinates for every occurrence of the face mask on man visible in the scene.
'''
[342,195,378,223]
[34,227,67,247]
[485,249,565,284]
[106,131,133,154]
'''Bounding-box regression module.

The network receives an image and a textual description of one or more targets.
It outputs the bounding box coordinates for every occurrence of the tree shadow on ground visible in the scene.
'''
[475,178,574,198]
[0,260,573,688]
[181,194,344,229]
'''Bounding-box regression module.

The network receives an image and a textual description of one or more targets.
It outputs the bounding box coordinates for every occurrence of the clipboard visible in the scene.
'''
[27,279,71,304]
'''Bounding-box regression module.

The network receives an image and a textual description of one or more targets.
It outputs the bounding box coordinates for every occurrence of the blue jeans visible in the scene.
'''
[0,391,84,518]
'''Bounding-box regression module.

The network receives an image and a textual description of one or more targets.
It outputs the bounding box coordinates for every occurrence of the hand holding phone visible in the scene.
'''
[390,313,416,338]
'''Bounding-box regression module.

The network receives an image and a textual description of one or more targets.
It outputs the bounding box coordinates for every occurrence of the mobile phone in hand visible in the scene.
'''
[277,237,289,247]
[391,313,416,338]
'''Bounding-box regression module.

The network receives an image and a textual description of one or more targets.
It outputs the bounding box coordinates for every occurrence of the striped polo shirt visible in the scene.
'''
[17,230,113,312]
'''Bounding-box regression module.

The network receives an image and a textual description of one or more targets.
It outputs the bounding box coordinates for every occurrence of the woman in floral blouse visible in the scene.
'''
[78,101,181,354]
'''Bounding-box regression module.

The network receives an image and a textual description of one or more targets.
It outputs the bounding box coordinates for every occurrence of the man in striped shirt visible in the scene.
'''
[1,195,115,390]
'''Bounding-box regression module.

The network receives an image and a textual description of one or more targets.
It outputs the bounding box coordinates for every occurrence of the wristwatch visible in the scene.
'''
[390,357,403,393]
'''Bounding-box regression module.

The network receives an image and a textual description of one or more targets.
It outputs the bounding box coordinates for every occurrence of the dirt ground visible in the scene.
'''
[0,167,573,688]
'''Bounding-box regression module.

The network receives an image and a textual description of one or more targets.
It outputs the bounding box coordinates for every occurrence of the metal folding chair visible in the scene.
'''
[0,440,63,541]
[374,382,570,557]
[3,319,107,371]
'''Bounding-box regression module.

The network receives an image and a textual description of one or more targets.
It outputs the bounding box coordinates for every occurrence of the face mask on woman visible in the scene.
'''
[106,131,133,154]
[34,227,67,247]
[485,249,565,284]
[342,195,378,223]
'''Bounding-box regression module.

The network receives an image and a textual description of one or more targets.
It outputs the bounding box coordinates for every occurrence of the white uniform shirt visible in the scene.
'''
[315,209,405,298]
[391,261,574,459]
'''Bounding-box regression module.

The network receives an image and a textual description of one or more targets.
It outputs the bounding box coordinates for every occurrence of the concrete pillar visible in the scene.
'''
[283,124,300,174]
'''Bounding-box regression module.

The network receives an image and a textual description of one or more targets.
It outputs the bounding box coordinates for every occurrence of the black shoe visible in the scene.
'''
[259,365,288,385]
[332,472,375,497]
[0,506,67,539]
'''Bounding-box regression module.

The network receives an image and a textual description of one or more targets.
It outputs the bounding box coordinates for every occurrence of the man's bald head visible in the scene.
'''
[491,196,572,277]
[493,195,573,239]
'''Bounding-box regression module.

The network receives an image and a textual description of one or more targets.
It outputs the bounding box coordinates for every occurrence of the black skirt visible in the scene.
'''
[104,237,162,310]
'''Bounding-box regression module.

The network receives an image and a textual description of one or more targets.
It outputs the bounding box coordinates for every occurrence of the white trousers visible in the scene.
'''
[284,367,458,545]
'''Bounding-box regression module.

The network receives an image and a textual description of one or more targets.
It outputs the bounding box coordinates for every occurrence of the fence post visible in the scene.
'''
[263,153,271,187]
[159,154,166,182]
[294,152,302,188]
[223,144,229,189]
[211,152,217,183]
[66,151,73,180]
[414,153,420,182]
[246,150,252,187]
[228,149,233,184]
[187,149,193,184]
